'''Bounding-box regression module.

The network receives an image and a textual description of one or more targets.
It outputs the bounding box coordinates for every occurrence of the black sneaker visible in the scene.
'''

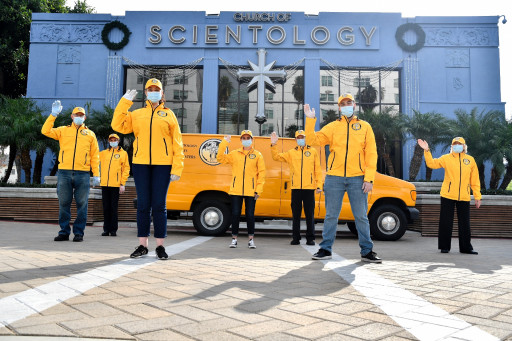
[130,245,148,258]
[54,234,69,241]
[72,235,83,242]
[312,249,332,260]
[306,240,315,246]
[361,251,382,263]
[101,232,109,236]
[110,232,117,236]
[156,245,168,260]
[290,239,300,245]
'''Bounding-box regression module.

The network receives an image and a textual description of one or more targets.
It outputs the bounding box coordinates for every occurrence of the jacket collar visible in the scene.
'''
[145,100,164,111]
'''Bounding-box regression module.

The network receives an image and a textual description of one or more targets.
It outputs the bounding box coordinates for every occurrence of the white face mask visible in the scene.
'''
[73,116,85,126]
[147,91,162,103]
[340,106,354,117]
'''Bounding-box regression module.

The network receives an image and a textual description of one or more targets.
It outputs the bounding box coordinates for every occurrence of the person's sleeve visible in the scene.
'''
[41,115,61,140]
[470,160,482,200]
[121,151,130,186]
[305,117,331,146]
[363,125,378,183]
[169,113,184,177]
[111,97,134,134]
[270,144,290,163]
[314,149,323,189]
[90,134,100,177]
[216,139,233,164]
[255,153,266,194]
[424,150,444,169]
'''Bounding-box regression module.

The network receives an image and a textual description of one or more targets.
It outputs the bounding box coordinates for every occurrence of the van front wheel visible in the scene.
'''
[193,201,231,236]
[369,204,407,241]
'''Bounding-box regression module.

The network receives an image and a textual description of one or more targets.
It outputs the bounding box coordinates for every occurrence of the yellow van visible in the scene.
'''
[165,133,418,241]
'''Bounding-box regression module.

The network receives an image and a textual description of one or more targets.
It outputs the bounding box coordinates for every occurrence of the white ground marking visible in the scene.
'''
[0,236,212,327]
[302,244,499,341]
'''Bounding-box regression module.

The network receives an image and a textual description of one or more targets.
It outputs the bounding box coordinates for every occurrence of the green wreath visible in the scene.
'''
[102,20,131,51]
[395,23,426,53]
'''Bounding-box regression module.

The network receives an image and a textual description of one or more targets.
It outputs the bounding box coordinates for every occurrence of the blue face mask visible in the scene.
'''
[297,138,305,147]
[242,139,252,148]
[147,91,162,103]
[73,116,84,126]
[340,105,354,117]
[453,145,464,153]
[109,141,119,148]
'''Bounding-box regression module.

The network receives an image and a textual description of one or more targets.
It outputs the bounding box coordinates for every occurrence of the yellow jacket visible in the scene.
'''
[217,139,266,196]
[424,150,481,201]
[111,98,184,177]
[271,144,323,190]
[41,115,100,176]
[99,147,130,187]
[305,116,378,183]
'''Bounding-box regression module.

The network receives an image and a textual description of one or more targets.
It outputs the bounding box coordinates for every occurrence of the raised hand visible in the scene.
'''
[304,104,316,118]
[270,131,278,144]
[170,174,180,182]
[51,100,63,117]
[417,139,429,151]
[224,135,231,143]
[123,89,138,101]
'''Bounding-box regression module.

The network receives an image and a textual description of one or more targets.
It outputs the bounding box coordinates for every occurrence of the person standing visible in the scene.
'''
[418,137,481,254]
[270,130,323,245]
[217,130,266,249]
[112,78,184,260]
[41,101,100,242]
[99,133,130,236]
[304,94,381,262]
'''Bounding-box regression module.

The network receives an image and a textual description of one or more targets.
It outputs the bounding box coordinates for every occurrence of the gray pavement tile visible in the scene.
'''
[255,333,308,341]
[228,319,300,338]
[340,322,406,340]
[12,323,75,336]
[305,310,370,326]
[457,304,507,318]
[196,330,251,341]
[163,305,222,321]
[285,320,353,339]
[10,311,87,328]
[60,314,142,330]
[171,317,247,336]
[115,315,194,334]
[76,325,135,339]
[260,308,322,326]
[135,329,194,340]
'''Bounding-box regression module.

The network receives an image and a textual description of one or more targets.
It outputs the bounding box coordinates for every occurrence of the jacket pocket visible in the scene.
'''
[467,184,470,194]
[448,182,451,192]
[329,151,336,170]
[135,137,139,157]
[117,173,119,182]
[84,153,87,165]
[163,138,168,156]
[311,173,313,184]
[232,176,236,188]
[61,150,64,163]
[358,154,363,172]
[252,178,255,189]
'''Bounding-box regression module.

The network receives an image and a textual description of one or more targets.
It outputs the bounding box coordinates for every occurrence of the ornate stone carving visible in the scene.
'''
[58,45,81,63]
[424,27,498,47]
[31,24,102,43]
[445,48,469,67]
[453,77,464,90]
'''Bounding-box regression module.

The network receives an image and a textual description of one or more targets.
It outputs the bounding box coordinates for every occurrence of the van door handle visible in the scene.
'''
[284,182,288,190]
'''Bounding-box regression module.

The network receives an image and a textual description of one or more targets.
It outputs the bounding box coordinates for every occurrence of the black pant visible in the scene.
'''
[291,189,316,241]
[102,186,120,234]
[438,196,473,252]
[230,195,256,236]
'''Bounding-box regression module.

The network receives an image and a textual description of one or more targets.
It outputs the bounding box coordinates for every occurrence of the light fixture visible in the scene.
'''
[498,15,507,24]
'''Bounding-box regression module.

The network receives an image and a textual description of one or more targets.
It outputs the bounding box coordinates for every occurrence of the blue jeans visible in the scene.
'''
[321,175,373,255]
[57,170,90,236]
[132,164,171,239]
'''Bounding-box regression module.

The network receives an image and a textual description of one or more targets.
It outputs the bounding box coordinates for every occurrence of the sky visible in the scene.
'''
[66,0,511,119]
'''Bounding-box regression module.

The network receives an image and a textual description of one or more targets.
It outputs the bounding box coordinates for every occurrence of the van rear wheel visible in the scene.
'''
[347,222,358,236]
[193,201,231,236]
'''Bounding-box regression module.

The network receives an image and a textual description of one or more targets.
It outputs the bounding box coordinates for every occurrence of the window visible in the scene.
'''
[137,75,143,84]
[353,77,370,87]
[174,76,188,85]
[265,109,274,119]
[394,78,399,88]
[320,93,334,102]
[173,107,187,118]
[173,90,188,100]
[264,93,274,101]
[321,75,333,87]
[295,108,303,120]
[261,123,274,135]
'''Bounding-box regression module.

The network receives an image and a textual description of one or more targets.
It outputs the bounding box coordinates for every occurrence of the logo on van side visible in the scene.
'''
[199,139,223,166]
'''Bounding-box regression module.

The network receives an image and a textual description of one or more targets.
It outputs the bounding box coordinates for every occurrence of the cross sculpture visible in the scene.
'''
[237,49,287,133]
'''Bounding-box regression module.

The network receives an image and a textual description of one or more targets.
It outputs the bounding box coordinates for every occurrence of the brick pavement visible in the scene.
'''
[0,220,511,340]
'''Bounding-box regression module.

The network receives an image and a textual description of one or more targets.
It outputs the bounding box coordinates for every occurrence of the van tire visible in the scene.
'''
[347,222,358,236]
[193,201,231,236]
[369,204,407,241]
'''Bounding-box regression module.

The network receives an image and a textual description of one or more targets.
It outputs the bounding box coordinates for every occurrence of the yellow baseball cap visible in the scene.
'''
[108,133,120,140]
[338,93,355,105]
[240,130,253,138]
[145,78,162,90]
[295,130,306,138]
[452,137,466,145]
[72,107,86,115]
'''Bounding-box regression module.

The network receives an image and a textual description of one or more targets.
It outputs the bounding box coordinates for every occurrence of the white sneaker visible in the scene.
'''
[248,239,256,249]
[229,239,237,248]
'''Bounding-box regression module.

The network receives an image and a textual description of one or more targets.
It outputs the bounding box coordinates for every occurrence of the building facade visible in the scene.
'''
[27,11,505,180]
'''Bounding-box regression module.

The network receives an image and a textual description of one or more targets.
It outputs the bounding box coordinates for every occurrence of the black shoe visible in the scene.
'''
[440,249,450,253]
[361,251,382,263]
[290,239,300,245]
[460,250,478,255]
[73,235,83,242]
[101,232,109,236]
[54,234,69,241]
[130,245,148,258]
[312,249,332,260]
[156,245,168,260]
[306,240,315,246]
[110,232,117,236]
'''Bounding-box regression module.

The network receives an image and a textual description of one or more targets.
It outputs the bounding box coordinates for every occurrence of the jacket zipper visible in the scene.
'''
[149,104,157,165]
[71,126,80,170]
[300,148,304,189]
[242,154,247,196]
[233,176,236,188]
[344,119,350,176]
[107,149,114,187]
[135,137,139,157]
[458,154,462,201]
[163,138,168,156]
[329,151,336,170]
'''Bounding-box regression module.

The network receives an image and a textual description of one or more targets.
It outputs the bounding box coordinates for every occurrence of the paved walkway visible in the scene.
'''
[0,220,511,340]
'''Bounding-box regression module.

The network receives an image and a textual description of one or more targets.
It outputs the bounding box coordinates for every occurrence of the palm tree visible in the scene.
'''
[357,85,378,112]
[499,120,512,190]
[359,107,406,177]
[291,75,304,128]
[403,110,452,181]
[0,96,17,183]
[320,109,338,128]
[285,124,298,138]
[218,76,234,108]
